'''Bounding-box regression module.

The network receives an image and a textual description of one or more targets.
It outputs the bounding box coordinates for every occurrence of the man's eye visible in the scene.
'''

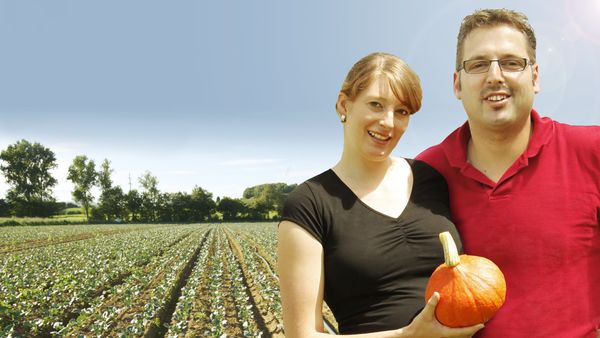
[501,59,524,69]
[468,61,488,71]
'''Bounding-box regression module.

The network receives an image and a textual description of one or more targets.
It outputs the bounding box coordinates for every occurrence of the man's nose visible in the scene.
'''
[486,60,505,84]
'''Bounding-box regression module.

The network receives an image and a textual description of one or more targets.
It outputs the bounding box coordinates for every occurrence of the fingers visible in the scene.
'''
[467,324,485,336]
[420,291,442,322]
[423,292,485,337]
[427,291,440,305]
[425,292,485,337]
[423,291,440,312]
[444,323,485,337]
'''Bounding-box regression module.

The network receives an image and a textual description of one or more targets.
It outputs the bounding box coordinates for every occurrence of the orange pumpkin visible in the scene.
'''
[425,232,506,328]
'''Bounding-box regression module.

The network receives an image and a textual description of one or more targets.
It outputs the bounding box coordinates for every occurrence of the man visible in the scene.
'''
[417,8,600,338]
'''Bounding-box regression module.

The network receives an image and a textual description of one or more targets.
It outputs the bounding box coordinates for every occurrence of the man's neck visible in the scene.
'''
[467,117,532,183]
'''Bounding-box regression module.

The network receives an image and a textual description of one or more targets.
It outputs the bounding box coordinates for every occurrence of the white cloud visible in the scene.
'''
[218,158,280,166]
[47,142,90,154]
[164,170,197,176]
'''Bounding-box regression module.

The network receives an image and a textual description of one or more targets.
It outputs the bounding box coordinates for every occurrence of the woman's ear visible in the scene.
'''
[336,92,349,117]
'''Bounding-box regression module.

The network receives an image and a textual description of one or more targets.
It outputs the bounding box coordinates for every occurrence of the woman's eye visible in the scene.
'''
[369,102,382,109]
[395,109,409,116]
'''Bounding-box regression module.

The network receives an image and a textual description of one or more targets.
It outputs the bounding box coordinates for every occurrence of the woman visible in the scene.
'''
[277,52,484,337]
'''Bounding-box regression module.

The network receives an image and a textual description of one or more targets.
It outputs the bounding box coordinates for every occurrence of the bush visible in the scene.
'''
[0,199,10,217]
[8,199,62,218]
[65,208,84,215]
[0,219,21,227]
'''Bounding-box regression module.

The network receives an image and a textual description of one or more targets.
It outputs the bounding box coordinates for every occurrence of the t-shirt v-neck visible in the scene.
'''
[328,166,413,220]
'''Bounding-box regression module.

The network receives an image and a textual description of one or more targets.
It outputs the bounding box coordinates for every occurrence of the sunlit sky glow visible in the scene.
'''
[1,0,599,203]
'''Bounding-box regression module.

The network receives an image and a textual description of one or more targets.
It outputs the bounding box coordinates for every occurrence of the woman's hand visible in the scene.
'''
[400,292,484,338]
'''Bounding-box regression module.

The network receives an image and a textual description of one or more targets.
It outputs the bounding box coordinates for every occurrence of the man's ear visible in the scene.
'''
[532,63,540,94]
[453,71,462,99]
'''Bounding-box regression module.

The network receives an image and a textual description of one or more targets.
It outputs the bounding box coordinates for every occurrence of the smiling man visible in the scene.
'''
[417,8,600,338]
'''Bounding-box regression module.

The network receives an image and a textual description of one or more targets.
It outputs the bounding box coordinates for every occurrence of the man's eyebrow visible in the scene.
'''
[465,53,522,60]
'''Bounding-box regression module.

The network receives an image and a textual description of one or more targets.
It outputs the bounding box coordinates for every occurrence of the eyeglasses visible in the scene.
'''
[459,57,530,74]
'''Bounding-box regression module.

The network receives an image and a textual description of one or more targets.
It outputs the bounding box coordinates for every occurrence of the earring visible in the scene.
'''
[340,115,347,123]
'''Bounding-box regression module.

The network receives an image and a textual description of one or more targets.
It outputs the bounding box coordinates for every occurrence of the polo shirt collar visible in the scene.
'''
[442,109,554,171]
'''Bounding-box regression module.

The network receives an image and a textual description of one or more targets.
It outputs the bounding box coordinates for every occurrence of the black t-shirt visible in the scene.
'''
[281,159,462,334]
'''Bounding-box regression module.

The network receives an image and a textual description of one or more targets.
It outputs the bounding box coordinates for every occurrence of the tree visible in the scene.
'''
[95,186,127,222]
[98,159,113,191]
[217,197,246,221]
[67,155,97,222]
[243,197,270,220]
[242,182,297,219]
[190,186,216,222]
[139,171,160,222]
[95,159,126,221]
[157,192,174,222]
[0,140,58,216]
[168,192,193,222]
[0,199,10,217]
[55,201,80,210]
[125,189,142,222]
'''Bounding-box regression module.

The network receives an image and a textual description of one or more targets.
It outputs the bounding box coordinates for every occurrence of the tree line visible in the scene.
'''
[0,139,297,223]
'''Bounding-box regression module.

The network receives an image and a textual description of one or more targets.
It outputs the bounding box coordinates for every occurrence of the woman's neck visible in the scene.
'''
[333,153,394,192]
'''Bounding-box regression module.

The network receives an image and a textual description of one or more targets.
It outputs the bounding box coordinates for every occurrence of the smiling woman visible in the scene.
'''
[277,52,485,337]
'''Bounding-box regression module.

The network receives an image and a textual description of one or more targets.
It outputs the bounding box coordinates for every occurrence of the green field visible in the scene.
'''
[0,222,337,337]
[0,208,87,226]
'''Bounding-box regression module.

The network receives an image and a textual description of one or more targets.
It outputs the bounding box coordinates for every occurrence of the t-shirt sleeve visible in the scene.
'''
[410,159,451,215]
[280,183,325,244]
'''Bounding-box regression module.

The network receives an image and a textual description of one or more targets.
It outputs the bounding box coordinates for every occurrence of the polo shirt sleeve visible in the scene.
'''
[565,124,600,193]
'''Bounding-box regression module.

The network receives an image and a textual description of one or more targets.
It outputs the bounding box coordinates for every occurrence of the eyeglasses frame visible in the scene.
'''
[458,57,530,74]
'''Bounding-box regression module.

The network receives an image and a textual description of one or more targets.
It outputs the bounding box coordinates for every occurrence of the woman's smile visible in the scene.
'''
[367,130,392,143]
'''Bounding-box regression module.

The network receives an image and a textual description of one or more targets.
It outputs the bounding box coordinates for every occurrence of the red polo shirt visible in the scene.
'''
[417,110,600,337]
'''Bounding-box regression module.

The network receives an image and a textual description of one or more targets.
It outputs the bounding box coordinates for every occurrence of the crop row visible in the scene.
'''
[228,223,339,332]
[1,224,203,336]
[0,223,171,253]
[0,223,339,336]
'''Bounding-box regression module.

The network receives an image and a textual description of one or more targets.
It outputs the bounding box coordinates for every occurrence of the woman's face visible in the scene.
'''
[339,76,411,163]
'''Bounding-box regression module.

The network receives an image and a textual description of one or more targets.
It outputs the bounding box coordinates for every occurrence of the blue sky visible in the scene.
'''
[1,0,599,203]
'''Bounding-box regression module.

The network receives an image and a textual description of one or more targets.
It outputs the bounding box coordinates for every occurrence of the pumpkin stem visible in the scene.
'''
[439,231,460,267]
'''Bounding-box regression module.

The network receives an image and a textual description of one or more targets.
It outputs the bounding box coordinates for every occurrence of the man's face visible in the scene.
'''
[454,25,539,133]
